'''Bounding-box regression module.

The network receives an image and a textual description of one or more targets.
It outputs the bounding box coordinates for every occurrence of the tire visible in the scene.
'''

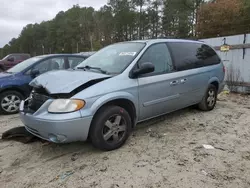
[198,84,217,111]
[90,105,132,151]
[0,67,4,72]
[0,90,24,115]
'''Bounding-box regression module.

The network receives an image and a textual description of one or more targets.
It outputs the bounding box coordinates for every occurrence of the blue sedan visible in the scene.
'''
[0,54,89,115]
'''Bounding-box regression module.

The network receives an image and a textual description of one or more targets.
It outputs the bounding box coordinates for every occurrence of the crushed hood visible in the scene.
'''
[30,70,111,94]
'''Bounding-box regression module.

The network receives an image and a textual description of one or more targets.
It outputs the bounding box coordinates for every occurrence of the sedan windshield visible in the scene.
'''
[77,42,145,74]
[2,55,9,60]
[7,57,41,73]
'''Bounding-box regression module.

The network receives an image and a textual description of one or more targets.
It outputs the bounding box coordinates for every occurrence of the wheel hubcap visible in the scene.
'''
[103,114,126,144]
[207,89,215,107]
[1,95,21,113]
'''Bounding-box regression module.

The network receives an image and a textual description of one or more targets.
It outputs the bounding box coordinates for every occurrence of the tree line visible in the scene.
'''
[1,0,250,58]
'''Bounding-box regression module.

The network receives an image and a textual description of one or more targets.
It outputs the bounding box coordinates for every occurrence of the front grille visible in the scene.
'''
[28,92,51,112]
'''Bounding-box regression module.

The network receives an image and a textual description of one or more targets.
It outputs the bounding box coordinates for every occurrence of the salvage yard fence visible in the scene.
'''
[200,33,250,94]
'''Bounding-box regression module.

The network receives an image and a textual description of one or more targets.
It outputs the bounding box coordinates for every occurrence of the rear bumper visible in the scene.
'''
[19,101,93,143]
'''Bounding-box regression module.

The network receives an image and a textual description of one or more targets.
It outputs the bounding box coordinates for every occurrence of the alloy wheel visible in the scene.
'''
[103,114,127,144]
[207,89,215,107]
[1,95,21,113]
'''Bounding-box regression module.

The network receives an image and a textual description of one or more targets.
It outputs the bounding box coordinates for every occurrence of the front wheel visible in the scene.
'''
[198,84,217,111]
[0,91,23,115]
[90,105,132,151]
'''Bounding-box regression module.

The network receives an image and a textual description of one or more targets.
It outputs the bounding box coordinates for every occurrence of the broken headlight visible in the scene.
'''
[48,99,85,113]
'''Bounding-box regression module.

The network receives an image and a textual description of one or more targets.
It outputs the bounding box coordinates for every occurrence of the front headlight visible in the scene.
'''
[48,99,85,113]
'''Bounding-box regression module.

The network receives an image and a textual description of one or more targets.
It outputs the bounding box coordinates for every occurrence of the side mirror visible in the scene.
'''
[30,69,40,78]
[7,57,14,62]
[130,62,155,78]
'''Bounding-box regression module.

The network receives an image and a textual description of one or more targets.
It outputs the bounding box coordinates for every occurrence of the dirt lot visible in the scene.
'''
[0,93,250,188]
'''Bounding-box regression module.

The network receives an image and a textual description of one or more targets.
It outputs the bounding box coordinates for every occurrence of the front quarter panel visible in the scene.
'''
[94,91,137,115]
[72,74,139,118]
[0,74,32,97]
[77,91,139,119]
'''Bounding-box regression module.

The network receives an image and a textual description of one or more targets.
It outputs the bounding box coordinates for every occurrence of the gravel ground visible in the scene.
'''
[0,93,250,188]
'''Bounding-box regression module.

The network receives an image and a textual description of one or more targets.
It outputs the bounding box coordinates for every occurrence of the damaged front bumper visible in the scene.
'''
[19,100,93,143]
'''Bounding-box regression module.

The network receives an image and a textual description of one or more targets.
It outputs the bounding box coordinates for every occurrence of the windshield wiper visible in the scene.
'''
[77,65,107,74]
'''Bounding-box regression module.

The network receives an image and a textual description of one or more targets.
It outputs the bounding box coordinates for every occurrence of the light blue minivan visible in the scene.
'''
[20,39,225,151]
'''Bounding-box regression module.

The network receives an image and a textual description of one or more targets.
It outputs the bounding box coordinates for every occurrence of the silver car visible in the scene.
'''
[19,39,225,151]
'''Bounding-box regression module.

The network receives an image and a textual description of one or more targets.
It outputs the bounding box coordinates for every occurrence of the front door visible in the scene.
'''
[137,43,185,121]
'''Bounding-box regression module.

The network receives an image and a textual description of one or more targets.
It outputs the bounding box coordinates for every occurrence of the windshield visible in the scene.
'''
[7,57,41,73]
[77,42,146,74]
[2,55,9,60]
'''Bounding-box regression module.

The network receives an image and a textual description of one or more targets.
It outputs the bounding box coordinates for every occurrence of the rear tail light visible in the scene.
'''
[223,65,225,73]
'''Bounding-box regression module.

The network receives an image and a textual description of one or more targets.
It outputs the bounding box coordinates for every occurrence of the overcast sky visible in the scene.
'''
[0,0,106,48]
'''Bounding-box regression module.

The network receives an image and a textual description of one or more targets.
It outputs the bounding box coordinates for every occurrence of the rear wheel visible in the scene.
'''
[198,84,217,111]
[90,105,132,151]
[0,91,23,115]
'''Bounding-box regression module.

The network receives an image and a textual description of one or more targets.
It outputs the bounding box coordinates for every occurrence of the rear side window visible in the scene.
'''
[21,54,30,59]
[14,55,23,60]
[167,42,220,71]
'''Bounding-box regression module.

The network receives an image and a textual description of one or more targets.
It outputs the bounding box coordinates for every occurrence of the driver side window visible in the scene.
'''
[8,55,15,61]
[33,59,51,74]
[32,57,65,74]
[138,43,173,75]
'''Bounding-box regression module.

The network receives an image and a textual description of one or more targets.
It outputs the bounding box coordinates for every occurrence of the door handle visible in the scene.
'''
[180,78,187,84]
[170,80,178,86]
